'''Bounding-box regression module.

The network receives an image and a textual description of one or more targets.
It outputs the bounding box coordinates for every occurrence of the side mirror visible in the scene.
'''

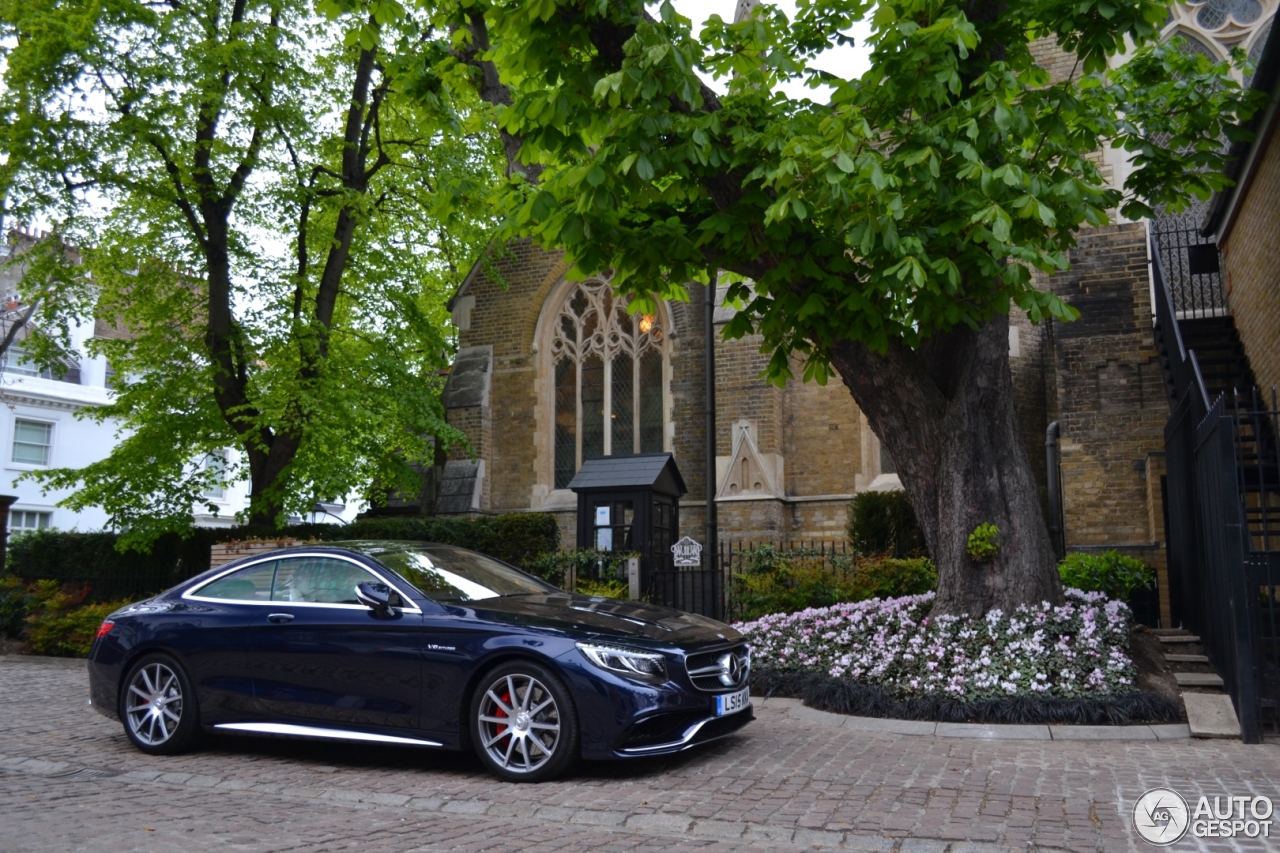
[356,582,403,614]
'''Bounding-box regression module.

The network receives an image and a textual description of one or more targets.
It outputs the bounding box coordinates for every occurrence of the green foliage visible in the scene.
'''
[337,514,562,567]
[21,581,130,658]
[0,234,97,377]
[849,555,938,602]
[521,548,637,596]
[1,0,505,544]
[460,0,1263,377]
[846,490,927,557]
[966,523,1000,562]
[1058,550,1154,601]
[730,545,936,621]
[0,575,28,637]
[575,578,630,599]
[6,514,560,603]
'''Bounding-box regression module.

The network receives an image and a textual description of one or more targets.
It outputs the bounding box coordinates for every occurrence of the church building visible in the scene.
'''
[429,6,1276,634]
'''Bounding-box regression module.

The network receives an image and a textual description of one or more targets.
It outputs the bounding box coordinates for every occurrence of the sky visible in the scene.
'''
[669,0,873,100]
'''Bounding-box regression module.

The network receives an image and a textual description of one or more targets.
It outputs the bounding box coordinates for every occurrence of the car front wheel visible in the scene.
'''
[120,653,201,755]
[470,661,579,782]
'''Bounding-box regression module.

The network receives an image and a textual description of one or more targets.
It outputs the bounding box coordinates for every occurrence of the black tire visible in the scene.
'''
[119,653,201,755]
[469,660,579,783]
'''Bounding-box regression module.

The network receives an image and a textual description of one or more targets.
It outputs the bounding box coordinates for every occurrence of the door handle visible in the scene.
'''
[267,613,295,624]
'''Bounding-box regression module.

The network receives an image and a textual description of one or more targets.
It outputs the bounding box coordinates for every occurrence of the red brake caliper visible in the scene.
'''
[494,691,511,738]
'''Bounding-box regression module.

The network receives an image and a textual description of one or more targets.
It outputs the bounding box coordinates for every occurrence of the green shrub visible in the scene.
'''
[846,491,927,557]
[576,579,629,599]
[849,555,938,601]
[522,548,637,597]
[729,545,936,622]
[967,523,1000,562]
[336,514,560,567]
[5,514,560,604]
[21,581,131,657]
[0,575,27,637]
[1058,550,1154,601]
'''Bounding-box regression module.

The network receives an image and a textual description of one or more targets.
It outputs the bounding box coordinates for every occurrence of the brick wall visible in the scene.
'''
[210,538,303,568]
[1221,127,1280,400]
[782,361,863,498]
[1039,223,1169,600]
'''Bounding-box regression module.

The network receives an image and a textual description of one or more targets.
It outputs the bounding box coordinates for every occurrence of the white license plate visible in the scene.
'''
[714,687,749,716]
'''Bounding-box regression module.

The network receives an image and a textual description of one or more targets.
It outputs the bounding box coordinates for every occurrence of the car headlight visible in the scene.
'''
[576,642,667,682]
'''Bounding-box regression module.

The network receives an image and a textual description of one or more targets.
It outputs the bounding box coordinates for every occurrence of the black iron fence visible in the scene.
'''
[1153,234,1280,741]
[644,539,853,624]
[1152,214,1227,319]
[648,566,724,622]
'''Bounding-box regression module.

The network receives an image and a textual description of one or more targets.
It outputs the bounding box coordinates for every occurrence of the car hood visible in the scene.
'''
[466,593,742,646]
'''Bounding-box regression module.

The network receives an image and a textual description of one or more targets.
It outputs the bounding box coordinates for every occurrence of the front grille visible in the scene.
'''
[685,643,750,692]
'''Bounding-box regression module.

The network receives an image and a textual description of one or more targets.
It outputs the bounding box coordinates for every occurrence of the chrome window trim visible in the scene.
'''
[182,551,422,614]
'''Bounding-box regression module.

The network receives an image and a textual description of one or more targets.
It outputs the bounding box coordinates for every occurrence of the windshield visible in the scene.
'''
[373,545,557,603]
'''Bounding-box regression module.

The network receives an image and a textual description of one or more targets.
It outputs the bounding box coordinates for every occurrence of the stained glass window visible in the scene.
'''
[550,280,667,488]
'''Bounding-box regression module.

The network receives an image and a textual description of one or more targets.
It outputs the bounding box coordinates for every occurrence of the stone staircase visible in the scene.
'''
[1154,628,1240,738]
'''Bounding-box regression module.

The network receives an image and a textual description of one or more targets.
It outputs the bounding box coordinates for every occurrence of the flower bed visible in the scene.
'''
[738,589,1184,724]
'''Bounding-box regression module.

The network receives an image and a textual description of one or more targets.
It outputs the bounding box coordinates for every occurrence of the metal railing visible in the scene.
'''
[643,539,852,624]
[1153,233,1279,740]
[1152,213,1228,319]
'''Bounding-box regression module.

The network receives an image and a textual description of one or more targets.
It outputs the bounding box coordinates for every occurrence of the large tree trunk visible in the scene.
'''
[830,314,1063,616]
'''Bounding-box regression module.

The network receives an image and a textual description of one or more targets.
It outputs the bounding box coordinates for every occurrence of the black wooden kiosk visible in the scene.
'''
[566,453,687,594]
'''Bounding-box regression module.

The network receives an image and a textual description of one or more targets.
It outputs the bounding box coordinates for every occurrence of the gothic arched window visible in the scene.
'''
[550,279,666,488]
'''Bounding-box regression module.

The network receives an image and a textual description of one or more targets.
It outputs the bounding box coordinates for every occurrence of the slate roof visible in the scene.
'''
[435,459,483,514]
[441,346,492,409]
[566,453,687,496]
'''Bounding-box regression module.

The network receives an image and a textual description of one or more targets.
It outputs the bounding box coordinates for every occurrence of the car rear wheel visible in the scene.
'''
[470,661,579,782]
[120,653,200,755]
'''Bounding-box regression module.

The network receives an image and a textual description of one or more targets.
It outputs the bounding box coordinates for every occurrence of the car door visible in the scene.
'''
[246,554,424,731]
[179,560,277,719]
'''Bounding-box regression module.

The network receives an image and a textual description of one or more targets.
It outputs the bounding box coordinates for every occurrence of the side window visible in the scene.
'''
[273,557,371,605]
[196,562,276,601]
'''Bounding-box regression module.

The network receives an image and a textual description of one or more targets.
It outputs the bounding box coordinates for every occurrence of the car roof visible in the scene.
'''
[268,540,465,558]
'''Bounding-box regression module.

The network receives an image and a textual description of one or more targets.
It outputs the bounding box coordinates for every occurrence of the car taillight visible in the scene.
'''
[95,621,115,639]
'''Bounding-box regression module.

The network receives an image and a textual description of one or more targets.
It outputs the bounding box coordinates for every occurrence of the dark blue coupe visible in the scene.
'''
[87,541,752,781]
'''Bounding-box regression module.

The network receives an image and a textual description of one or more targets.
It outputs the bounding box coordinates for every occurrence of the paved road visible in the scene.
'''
[1,656,1277,853]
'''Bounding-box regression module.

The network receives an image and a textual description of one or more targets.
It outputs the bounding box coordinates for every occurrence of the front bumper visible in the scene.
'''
[612,704,754,757]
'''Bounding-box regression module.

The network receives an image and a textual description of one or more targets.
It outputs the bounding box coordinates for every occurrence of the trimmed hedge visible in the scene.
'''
[750,668,1184,725]
[6,514,560,603]
[845,490,928,557]
[729,544,936,622]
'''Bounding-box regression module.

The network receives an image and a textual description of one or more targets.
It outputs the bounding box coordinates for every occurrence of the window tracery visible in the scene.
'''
[1163,0,1274,63]
[549,279,666,489]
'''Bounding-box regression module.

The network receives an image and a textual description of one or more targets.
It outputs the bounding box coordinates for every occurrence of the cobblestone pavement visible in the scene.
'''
[2,656,1278,853]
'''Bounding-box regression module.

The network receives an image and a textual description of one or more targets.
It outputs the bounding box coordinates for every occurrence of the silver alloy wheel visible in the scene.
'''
[476,673,561,774]
[125,662,184,746]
